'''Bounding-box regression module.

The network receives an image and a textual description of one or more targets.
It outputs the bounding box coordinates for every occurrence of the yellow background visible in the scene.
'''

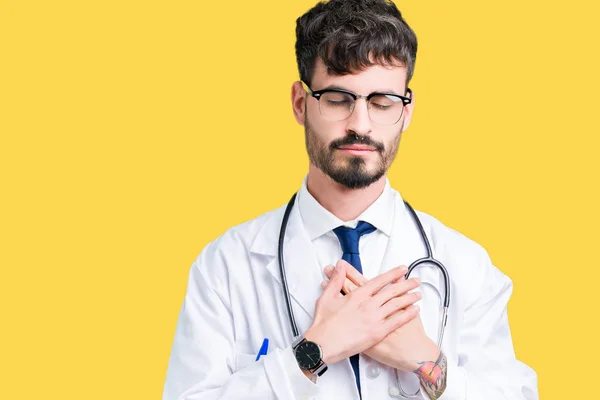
[1,0,598,398]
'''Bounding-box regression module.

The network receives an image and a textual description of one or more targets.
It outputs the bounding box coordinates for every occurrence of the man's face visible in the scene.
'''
[301,59,412,189]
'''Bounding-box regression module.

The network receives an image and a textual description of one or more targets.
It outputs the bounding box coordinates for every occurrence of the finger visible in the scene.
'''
[324,265,335,278]
[332,259,355,276]
[345,262,367,287]
[384,304,420,331]
[387,273,406,286]
[332,260,359,296]
[320,276,357,291]
[322,260,347,299]
[321,279,346,298]
[324,261,365,285]
[397,265,408,281]
[341,276,359,295]
[324,262,364,290]
[378,292,422,319]
[325,260,368,296]
[360,266,408,296]
[372,277,421,307]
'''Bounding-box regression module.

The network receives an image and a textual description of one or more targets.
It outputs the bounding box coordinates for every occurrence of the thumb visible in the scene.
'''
[323,259,347,298]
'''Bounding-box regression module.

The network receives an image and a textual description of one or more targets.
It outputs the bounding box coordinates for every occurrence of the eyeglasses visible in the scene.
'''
[302,81,412,126]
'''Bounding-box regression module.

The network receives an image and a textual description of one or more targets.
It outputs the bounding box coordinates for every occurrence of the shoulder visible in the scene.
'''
[189,204,286,287]
[413,209,489,265]
[409,206,513,304]
[211,205,284,252]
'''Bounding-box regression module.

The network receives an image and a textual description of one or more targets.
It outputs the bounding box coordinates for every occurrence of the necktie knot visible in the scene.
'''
[333,221,376,255]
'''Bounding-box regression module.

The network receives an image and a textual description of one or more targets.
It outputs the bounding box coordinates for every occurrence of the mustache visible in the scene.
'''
[329,134,385,153]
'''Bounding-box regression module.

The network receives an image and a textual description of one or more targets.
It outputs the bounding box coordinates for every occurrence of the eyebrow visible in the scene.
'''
[319,84,402,96]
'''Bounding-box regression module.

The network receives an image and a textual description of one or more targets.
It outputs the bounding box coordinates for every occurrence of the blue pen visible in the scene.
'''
[255,338,269,361]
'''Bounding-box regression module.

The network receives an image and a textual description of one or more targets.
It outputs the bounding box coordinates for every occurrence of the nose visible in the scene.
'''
[345,98,373,136]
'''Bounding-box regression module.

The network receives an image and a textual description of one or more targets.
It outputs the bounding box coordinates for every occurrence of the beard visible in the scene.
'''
[304,116,402,189]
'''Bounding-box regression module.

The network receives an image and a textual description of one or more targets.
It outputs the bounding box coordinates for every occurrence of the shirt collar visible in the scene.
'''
[297,175,394,240]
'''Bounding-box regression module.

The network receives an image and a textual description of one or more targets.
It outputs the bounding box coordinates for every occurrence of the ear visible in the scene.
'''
[291,81,308,126]
[400,88,415,132]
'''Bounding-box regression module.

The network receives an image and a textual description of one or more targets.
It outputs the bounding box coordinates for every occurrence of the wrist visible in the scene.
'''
[408,339,440,372]
[302,369,316,382]
[292,334,329,378]
[304,327,334,365]
[414,349,448,399]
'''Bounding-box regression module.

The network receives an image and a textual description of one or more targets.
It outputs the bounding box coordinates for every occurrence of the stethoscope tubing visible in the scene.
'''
[278,193,300,337]
[277,192,450,399]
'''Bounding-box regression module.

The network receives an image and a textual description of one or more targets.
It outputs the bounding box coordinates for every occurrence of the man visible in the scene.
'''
[162,0,539,399]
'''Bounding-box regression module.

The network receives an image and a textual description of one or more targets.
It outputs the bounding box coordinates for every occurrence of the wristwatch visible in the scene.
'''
[292,336,328,377]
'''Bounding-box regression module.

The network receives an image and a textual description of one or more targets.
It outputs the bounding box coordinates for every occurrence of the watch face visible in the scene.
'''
[295,341,322,370]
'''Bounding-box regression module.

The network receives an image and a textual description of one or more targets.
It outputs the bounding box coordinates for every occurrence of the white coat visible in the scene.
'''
[162,187,539,400]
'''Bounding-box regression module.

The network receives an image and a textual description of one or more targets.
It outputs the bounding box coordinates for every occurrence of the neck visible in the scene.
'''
[306,164,386,222]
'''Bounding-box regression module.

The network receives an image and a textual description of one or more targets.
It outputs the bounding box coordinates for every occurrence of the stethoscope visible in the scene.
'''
[278,193,450,399]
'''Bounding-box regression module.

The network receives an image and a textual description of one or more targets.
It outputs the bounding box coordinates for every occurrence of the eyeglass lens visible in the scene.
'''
[318,91,405,125]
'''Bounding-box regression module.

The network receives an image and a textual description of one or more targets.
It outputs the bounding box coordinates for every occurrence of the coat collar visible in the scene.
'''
[297,176,394,240]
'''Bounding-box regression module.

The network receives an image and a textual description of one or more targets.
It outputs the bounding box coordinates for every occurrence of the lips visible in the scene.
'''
[337,145,376,151]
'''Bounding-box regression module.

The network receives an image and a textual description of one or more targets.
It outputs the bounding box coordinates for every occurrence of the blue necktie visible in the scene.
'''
[333,221,376,397]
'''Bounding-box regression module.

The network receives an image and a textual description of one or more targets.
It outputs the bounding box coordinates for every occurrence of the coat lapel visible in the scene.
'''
[250,197,324,323]
[378,191,445,342]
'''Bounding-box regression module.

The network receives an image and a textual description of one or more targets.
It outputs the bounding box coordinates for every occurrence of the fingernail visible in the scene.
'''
[415,278,421,284]
[321,281,328,289]
[324,265,334,273]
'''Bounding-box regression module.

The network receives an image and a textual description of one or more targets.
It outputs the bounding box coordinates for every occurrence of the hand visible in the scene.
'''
[304,260,420,366]
[323,263,440,372]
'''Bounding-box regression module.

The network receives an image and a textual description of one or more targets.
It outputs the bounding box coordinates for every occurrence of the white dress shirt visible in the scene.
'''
[297,176,394,279]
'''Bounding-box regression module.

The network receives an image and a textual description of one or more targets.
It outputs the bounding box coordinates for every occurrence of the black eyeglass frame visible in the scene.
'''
[302,81,413,107]
[301,81,412,125]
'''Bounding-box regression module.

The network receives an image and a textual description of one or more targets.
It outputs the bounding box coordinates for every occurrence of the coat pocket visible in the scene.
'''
[235,352,258,371]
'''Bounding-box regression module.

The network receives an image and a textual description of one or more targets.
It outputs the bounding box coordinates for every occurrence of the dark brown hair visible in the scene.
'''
[295,0,418,88]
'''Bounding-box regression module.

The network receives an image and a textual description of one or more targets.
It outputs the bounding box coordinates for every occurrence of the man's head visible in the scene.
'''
[291,0,418,189]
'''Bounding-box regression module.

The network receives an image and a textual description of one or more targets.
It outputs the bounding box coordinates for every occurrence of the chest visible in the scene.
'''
[226,246,464,400]
[311,231,389,280]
